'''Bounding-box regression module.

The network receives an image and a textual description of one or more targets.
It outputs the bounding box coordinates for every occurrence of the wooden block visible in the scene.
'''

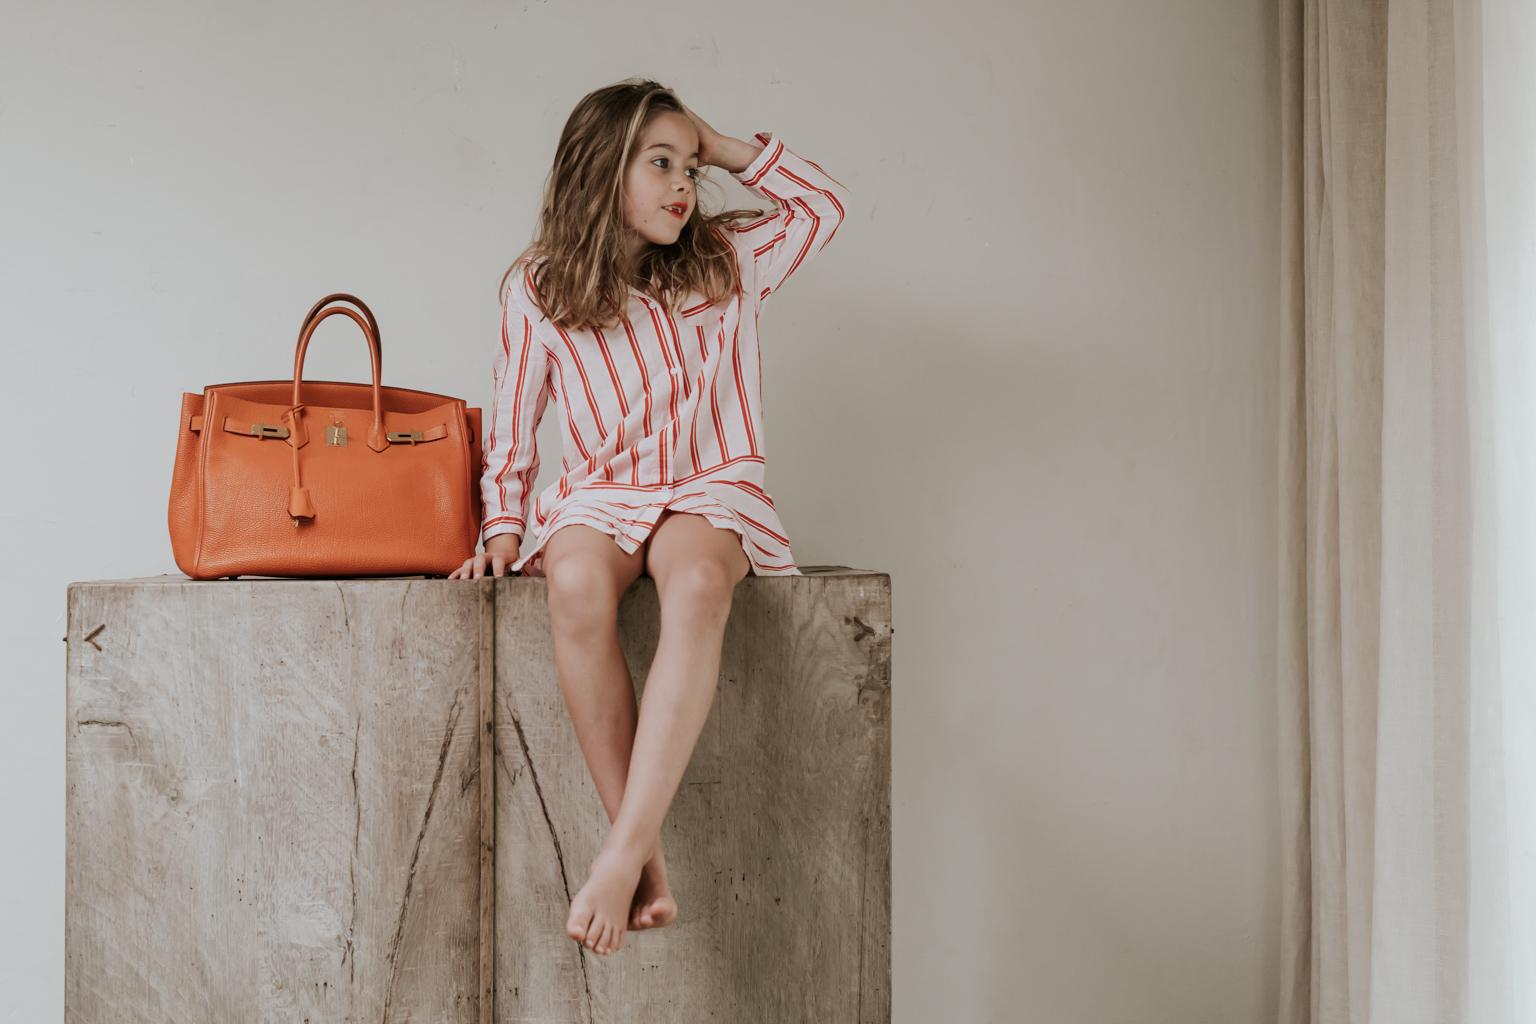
[65,578,485,1023]
[65,568,891,1023]
[493,568,892,1023]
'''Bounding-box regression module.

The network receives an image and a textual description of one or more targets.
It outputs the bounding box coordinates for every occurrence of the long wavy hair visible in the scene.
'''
[499,78,769,332]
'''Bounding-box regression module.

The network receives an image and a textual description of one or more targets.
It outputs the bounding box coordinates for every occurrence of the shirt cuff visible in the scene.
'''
[732,132,781,188]
[481,517,525,545]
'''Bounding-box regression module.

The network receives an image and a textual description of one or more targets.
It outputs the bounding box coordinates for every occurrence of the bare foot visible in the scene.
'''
[566,845,646,954]
[629,846,678,931]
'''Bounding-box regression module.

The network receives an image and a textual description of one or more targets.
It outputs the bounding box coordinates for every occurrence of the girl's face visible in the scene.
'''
[622,112,700,259]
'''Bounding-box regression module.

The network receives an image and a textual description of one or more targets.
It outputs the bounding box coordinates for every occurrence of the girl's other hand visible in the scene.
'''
[448,534,522,579]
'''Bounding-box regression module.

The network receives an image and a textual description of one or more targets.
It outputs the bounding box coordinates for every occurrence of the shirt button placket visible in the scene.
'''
[646,296,681,491]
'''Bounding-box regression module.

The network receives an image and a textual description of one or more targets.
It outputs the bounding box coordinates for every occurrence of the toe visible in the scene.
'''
[584,917,602,950]
[566,909,590,943]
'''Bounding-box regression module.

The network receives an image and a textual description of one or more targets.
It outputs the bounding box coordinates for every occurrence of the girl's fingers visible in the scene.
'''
[447,552,529,578]
[447,552,532,578]
[681,103,716,143]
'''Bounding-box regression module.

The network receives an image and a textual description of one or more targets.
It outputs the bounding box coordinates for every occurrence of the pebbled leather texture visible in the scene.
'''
[167,294,483,579]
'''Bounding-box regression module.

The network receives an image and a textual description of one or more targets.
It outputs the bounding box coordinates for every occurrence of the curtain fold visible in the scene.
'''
[1278,0,1534,1021]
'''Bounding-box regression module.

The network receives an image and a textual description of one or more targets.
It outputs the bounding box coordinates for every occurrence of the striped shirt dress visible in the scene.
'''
[479,131,850,577]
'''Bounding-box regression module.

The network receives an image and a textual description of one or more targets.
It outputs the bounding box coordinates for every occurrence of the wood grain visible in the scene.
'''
[493,568,892,1022]
[65,578,483,1023]
[65,568,891,1023]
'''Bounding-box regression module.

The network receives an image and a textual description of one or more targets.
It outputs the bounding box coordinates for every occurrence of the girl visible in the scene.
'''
[448,78,849,957]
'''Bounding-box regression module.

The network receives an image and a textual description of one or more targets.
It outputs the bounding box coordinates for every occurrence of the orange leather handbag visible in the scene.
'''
[168,294,483,580]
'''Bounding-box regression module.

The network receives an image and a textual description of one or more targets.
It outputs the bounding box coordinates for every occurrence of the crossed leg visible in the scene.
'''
[543,510,751,954]
[538,522,674,949]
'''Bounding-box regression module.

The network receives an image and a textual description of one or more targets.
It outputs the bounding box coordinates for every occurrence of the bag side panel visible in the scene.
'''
[167,392,208,578]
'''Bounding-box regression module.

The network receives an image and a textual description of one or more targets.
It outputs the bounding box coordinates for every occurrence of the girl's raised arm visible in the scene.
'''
[480,288,551,545]
[722,131,850,301]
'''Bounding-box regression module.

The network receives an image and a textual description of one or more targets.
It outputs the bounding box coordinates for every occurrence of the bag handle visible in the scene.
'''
[300,293,382,355]
[282,294,387,524]
[288,295,387,452]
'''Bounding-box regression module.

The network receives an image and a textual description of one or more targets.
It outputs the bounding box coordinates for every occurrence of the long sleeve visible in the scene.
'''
[479,292,551,545]
[726,131,850,300]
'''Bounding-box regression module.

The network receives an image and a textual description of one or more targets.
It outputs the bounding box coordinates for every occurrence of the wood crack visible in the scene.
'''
[506,699,595,1022]
[337,584,359,994]
[857,809,869,1023]
[342,715,361,987]
[77,719,132,735]
[459,763,480,796]
[334,582,351,640]
[495,739,523,791]
[380,688,465,1023]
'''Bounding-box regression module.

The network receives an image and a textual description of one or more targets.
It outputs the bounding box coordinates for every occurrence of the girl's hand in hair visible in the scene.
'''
[679,103,725,167]
[679,104,766,175]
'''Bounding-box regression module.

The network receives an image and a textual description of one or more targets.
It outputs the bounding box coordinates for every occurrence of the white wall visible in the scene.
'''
[0,1,1280,1020]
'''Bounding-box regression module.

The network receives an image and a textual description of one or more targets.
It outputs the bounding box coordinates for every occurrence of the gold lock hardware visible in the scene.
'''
[386,431,424,445]
[251,423,290,439]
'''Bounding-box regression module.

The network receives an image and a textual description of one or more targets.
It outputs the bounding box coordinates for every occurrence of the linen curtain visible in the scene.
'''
[1278,0,1535,1021]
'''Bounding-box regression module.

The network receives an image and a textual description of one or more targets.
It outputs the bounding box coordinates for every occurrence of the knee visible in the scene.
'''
[656,560,740,620]
[544,555,622,633]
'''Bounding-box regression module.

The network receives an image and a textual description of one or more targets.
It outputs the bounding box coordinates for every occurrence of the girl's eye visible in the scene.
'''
[655,157,701,180]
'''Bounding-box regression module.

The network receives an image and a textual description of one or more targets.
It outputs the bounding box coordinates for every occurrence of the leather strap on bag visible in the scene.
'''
[286,296,387,523]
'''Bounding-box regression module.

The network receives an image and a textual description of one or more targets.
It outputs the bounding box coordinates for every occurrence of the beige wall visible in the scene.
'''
[0,0,1279,1019]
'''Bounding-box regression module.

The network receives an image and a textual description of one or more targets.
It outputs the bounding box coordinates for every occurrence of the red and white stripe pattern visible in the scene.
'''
[479,132,848,576]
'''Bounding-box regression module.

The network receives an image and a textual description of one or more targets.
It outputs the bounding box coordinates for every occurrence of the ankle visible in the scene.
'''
[602,830,658,869]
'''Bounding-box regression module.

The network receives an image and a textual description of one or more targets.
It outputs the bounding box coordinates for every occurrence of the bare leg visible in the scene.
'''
[562,511,750,955]
[539,524,678,954]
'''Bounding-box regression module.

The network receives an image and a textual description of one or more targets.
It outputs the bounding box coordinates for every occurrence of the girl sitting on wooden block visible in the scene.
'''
[449,77,849,956]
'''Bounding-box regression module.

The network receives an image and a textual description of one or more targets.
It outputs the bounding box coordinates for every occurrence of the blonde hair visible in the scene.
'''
[499,78,768,331]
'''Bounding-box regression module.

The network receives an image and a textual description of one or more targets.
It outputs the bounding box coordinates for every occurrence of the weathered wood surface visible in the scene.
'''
[493,568,892,1023]
[65,578,484,1023]
[65,567,891,1024]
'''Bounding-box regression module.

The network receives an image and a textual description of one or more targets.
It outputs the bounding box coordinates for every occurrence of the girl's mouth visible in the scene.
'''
[664,204,687,218]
